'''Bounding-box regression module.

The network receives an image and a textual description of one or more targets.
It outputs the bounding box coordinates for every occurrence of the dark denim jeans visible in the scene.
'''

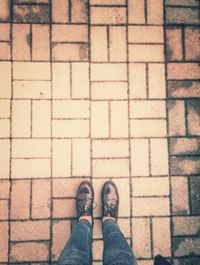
[57,219,137,265]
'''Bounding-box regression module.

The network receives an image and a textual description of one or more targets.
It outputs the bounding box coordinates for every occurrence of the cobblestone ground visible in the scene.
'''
[0,0,199,264]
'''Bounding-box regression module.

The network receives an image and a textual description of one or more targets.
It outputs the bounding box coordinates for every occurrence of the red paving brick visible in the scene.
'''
[0,1,199,264]
[0,222,8,262]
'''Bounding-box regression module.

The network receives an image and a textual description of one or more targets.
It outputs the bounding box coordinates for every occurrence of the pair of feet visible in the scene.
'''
[76,181,119,225]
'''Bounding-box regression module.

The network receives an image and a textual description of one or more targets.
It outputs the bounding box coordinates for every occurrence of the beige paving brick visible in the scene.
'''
[0,62,11,98]
[12,100,31,137]
[0,180,10,198]
[130,120,167,137]
[148,64,166,99]
[12,139,51,158]
[12,24,30,61]
[52,25,88,42]
[92,139,129,158]
[71,0,88,23]
[129,45,164,62]
[32,179,51,219]
[132,197,170,217]
[92,159,129,177]
[90,188,103,220]
[131,139,149,177]
[91,7,126,24]
[90,0,125,4]
[130,100,166,118]
[13,62,51,80]
[32,24,50,61]
[93,219,103,239]
[11,159,51,178]
[168,100,186,136]
[0,222,8,262]
[10,242,49,262]
[0,23,10,41]
[132,218,151,258]
[110,101,128,137]
[52,220,71,260]
[53,100,89,119]
[91,26,108,62]
[0,42,10,60]
[129,63,147,99]
[14,0,49,2]
[53,177,90,198]
[0,0,9,21]
[91,101,109,138]
[72,139,90,176]
[72,63,90,99]
[147,0,163,25]
[0,119,10,138]
[171,176,189,215]
[109,26,127,62]
[150,138,169,175]
[0,140,10,179]
[13,81,51,99]
[118,218,131,238]
[93,240,103,260]
[52,63,70,99]
[53,120,89,138]
[53,199,76,218]
[0,200,8,220]
[52,139,71,178]
[129,26,163,43]
[32,100,51,137]
[52,0,69,23]
[152,217,171,256]
[91,82,128,100]
[11,220,50,241]
[92,176,109,217]
[52,43,88,61]
[11,180,30,219]
[132,177,169,197]
[128,0,145,24]
[91,63,127,81]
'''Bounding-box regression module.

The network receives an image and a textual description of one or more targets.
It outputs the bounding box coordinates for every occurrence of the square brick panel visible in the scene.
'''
[0,0,199,264]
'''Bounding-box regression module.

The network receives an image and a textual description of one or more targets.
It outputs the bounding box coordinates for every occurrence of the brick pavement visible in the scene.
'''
[0,0,199,264]
[164,1,200,264]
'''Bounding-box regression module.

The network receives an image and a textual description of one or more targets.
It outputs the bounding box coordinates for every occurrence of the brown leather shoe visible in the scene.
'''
[76,181,94,218]
[101,181,119,220]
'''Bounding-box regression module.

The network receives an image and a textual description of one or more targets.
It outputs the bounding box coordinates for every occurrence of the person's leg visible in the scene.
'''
[102,219,137,265]
[57,220,92,265]
[57,181,94,265]
[101,181,137,265]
